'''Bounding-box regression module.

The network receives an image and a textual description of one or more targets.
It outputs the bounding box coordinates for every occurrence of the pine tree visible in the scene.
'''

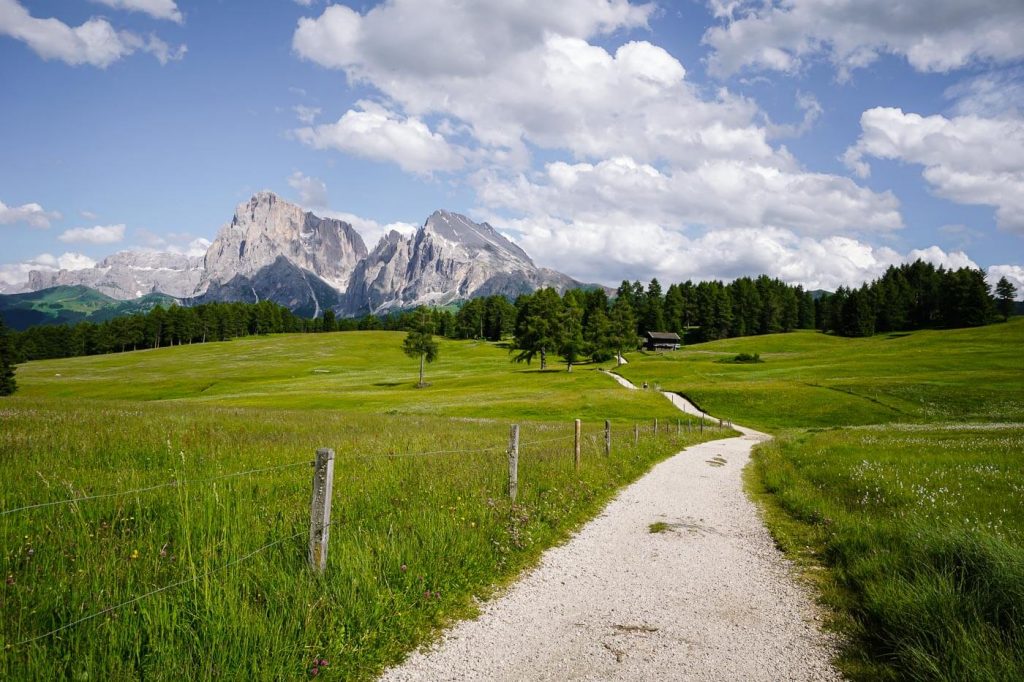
[512,288,563,370]
[402,307,439,388]
[995,276,1017,321]
[558,303,586,372]
[0,316,16,396]
[608,297,638,366]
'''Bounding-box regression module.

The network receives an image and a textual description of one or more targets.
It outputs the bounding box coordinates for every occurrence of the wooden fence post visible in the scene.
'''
[508,424,519,502]
[634,422,639,445]
[309,447,335,573]
[605,419,611,456]
[654,418,659,437]
[574,419,582,471]
[676,419,681,435]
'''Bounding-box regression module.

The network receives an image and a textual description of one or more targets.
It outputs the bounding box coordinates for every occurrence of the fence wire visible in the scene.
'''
[11,522,334,648]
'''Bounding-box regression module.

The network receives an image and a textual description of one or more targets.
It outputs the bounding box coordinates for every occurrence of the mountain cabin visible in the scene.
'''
[645,331,682,351]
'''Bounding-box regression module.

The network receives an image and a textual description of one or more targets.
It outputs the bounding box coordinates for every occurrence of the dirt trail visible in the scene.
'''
[380,373,840,681]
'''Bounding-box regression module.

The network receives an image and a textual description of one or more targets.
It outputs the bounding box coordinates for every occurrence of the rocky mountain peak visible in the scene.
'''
[203,191,367,293]
[421,210,534,266]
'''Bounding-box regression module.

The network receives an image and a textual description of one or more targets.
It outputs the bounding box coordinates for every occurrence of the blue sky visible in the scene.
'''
[1,0,1022,294]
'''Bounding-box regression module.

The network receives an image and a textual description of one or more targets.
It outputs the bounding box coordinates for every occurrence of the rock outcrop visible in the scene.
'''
[344,210,579,314]
[203,191,367,293]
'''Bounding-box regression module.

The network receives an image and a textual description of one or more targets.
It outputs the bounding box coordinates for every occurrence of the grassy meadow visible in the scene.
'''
[1,332,722,680]
[621,319,1024,680]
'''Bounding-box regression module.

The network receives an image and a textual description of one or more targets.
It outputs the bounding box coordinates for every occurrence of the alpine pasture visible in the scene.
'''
[1,331,722,680]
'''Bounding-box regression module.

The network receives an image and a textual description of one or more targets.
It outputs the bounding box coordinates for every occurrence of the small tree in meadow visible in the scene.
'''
[402,307,439,388]
[0,316,16,396]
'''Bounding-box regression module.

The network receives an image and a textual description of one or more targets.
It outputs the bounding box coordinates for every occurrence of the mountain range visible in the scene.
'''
[8,192,583,321]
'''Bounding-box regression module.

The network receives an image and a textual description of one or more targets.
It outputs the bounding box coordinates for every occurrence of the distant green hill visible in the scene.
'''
[0,286,177,330]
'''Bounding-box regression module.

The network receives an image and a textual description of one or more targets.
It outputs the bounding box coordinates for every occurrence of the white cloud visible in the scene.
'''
[288,171,328,208]
[292,104,321,125]
[0,199,61,228]
[703,0,1024,79]
[766,91,822,138]
[945,67,1024,119]
[476,156,901,237]
[844,107,1024,232]
[906,246,978,271]
[488,209,990,292]
[79,210,98,220]
[0,0,186,68]
[0,252,96,286]
[58,223,126,244]
[320,210,418,248]
[294,103,465,174]
[987,264,1024,300]
[91,0,183,24]
[291,1,900,237]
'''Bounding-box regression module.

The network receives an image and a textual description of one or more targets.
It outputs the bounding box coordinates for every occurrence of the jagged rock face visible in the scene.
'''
[343,210,579,314]
[198,255,342,319]
[27,251,205,300]
[204,191,367,293]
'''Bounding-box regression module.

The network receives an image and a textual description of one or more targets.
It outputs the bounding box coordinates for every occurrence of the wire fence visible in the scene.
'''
[2,416,729,649]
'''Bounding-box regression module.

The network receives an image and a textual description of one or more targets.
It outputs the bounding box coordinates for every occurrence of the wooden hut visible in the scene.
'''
[645,331,681,351]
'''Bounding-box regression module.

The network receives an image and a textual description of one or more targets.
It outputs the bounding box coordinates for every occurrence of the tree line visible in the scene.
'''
[816,261,1017,337]
[1,263,1016,392]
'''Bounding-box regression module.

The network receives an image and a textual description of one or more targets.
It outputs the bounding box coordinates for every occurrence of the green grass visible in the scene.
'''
[1,332,723,680]
[625,319,1024,680]
[0,285,175,329]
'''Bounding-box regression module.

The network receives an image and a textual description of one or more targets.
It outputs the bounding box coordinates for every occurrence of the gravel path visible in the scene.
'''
[380,375,840,681]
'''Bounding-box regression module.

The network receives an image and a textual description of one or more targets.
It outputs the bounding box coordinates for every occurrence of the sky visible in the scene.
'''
[1,0,1022,296]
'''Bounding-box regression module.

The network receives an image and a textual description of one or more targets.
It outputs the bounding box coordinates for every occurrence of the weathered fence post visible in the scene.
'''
[508,424,519,502]
[309,447,335,573]
[676,419,680,435]
[634,422,639,445]
[654,418,659,437]
[604,419,611,457]
[574,419,582,471]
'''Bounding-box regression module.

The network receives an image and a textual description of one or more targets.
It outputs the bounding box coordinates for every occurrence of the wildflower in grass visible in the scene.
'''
[130,549,139,560]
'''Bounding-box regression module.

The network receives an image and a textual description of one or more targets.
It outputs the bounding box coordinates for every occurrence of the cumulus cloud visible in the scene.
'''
[290,0,901,238]
[293,103,465,174]
[844,107,1024,232]
[320,210,418,248]
[0,0,186,67]
[987,264,1024,300]
[0,252,97,287]
[288,171,328,208]
[0,199,61,228]
[58,223,126,244]
[476,156,901,237]
[487,209,982,292]
[703,0,1024,80]
[91,0,183,24]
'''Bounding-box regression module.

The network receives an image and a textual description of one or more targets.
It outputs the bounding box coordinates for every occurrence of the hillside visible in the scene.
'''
[618,318,1024,431]
[0,285,177,330]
